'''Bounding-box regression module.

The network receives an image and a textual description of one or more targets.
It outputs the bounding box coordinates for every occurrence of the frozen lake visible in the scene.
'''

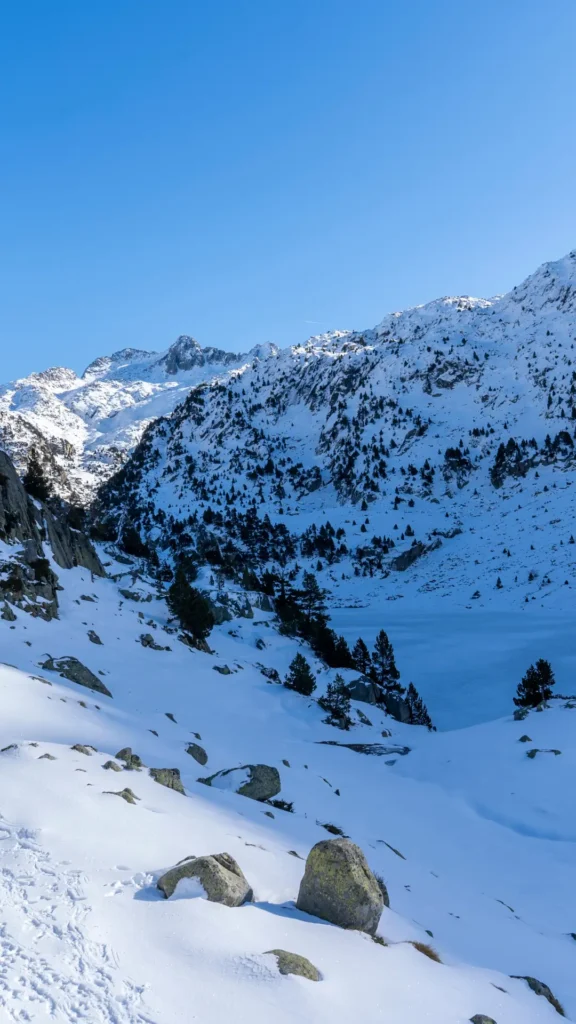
[330,605,576,730]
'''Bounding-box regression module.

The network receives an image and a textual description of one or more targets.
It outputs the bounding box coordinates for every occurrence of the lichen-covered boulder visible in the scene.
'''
[265,950,320,981]
[40,656,112,697]
[149,767,185,794]
[115,747,144,770]
[198,764,280,802]
[470,1016,497,1024]
[296,837,384,935]
[186,742,208,766]
[157,853,253,905]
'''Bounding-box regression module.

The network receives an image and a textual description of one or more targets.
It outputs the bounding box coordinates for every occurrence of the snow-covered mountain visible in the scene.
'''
[0,336,279,501]
[92,250,576,610]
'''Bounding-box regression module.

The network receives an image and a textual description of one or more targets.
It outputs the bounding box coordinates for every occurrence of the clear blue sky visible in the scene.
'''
[1,0,576,379]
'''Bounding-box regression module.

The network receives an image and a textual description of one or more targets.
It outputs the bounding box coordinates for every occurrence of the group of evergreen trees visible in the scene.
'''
[514,658,555,708]
[166,566,215,643]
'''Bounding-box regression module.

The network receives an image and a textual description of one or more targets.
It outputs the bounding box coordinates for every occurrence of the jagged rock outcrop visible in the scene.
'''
[0,449,42,546]
[39,656,112,697]
[296,837,384,935]
[198,764,281,802]
[149,767,185,794]
[157,852,253,904]
[43,507,105,576]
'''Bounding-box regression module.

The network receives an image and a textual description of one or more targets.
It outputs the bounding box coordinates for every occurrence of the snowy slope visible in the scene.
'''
[0,541,573,1022]
[93,250,576,609]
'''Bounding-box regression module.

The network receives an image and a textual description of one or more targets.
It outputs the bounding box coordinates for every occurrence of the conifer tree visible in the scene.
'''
[167,566,214,642]
[284,653,316,696]
[514,659,555,708]
[371,629,403,693]
[352,637,372,676]
[23,448,51,502]
[406,682,435,729]
[298,571,328,624]
[318,674,352,730]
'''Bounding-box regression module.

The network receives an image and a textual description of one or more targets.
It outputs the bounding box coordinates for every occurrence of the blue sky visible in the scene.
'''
[1,0,575,378]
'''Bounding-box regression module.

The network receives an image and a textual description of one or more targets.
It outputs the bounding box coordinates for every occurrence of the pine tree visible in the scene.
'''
[23,448,51,502]
[318,674,352,729]
[406,682,435,729]
[298,571,328,624]
[167,567,214,642]
[371,629,403,693]
[284,653,316,696]
[352,637,372,676]
[514,659,555,708]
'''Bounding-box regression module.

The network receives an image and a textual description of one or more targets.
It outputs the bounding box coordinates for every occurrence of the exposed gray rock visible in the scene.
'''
[71,744,95,755]
[43,507,105,576]
[347,677,382,705]
[139,632,169,651]
[470,1017,497,1024]
[296,837,384,935]
[38,753,56,760]
[1,602,16,621]
[510,976,565,1016]
[39,656,112,697]
[0,556,59,621]
[88,630,103,645]
[265,950,320,981]
[213,664,232,675]
[149,767,185,794]
[115,747,144,770]
[186,742,208,766]
[119,588,152,602]
[102,760,122,771]
[157,852,252,904]
[198,764,280,802]
[0,450,42,547]
[317,741,410,757]
[104,787,139,804]
[253,592,274,612]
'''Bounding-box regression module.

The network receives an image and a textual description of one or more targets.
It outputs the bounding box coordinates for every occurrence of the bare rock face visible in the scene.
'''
[265,950,320,981]
[39,656,112,697]
[186,742,208,766]
[43,507,105,576]
[198,764,280,802]
[157,852,253,905]
[149,767,185,794]
[296,838,384,935]
[0,450,42,547]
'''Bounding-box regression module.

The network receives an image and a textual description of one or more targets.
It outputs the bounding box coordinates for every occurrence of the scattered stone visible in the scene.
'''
[317,741,411,757]
[1,602,16,621]
[518,735,532,742]
[356,708,373,726]
[119,588,152,602]
[186,742,208,766]
[149,729,159,736]
[213,665,232,675]
[198,764,280,802]
[39,656,112,697]
[288,850,303,859]
[102,760,123,771]
[259,665,281,684]
[1,743,18,753]
[165,713,177,723]
[139,632,170,651]
[104,788,139,805]
[510,976,565,1016]
[71,744,95,756]
[282,759,291,767]
[470,1016,497,1023]
[265,950,320,982]
[115,747,144,770]
[38,753,56,760]
[157,853,253,905]
[149,767,185,794]
[80,595,96,602]
[296,837,384,935]
[87,630,103,645]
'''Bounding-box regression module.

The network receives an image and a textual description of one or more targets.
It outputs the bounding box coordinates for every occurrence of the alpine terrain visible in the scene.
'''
[0,250,574,1022]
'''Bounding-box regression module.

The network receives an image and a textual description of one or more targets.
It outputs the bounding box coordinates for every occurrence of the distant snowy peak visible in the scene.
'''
[500,249,576,317]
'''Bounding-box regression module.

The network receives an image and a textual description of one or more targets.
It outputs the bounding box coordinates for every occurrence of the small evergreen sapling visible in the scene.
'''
[371,630,403,694]
[406,683,435,730]
[318,674,353,730]
[284,653,316,696]
[167,567,214,642]
[352,637,372,676]
[23,448,51,503]
[514,659,555,708]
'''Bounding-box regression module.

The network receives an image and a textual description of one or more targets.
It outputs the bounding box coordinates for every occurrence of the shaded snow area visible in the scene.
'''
[0,547,572,1023]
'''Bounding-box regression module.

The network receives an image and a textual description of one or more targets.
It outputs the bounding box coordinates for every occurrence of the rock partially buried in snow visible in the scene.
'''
[296,837,384,935]
[186,742,208,766]
[157,853,253,905]
[198,764,280,802]
[265,950,320,981]
[149,767,185,794]
[470,1016,497,1024]
[510,976,565,1016]
[115,747,144,770]
[39,656,112,698]
[104,787,139,804]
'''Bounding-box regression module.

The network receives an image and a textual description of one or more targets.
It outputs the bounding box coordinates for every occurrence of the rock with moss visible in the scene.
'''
[104,787,139,805]
[469,1016,497,1024]
[157,852,252,905]
[149,767,185,794]
[511,976,565,1016]
[265,950,320,981]
[115,747,144,770]
[296,837,384,935]
[186,742,208,766]
[198,764,280,802]
[39,656,112,697]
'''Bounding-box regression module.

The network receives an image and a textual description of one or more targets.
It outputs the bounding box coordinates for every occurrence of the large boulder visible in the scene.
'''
[39,655,112,697]
[198,763,280,802]
[149,767,185,794]
[265,950,320,981]
[186,742,208,766]
[157,852,253,905]
[296,837,384,935]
